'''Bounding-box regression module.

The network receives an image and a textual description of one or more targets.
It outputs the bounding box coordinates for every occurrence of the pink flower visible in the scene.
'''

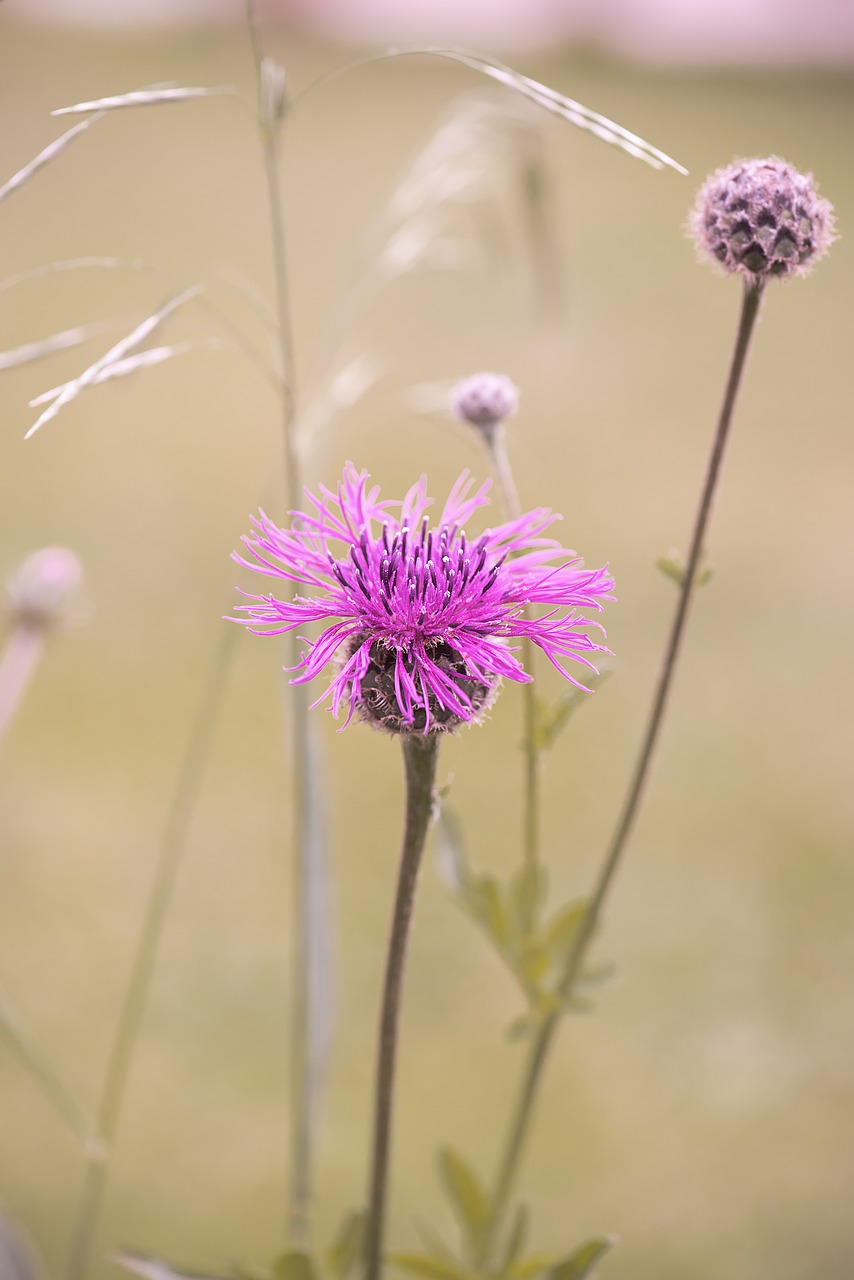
[231,464,613,734]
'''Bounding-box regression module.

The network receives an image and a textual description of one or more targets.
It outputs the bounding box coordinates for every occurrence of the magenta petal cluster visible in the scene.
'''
[231,464,614,734]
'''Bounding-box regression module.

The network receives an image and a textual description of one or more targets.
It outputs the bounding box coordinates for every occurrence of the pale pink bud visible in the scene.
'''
[6,547,83,630]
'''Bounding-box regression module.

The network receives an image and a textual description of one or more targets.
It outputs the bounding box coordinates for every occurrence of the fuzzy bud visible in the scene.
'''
[6,547,83,631]
[451,373,519,431]
[690,156,835,282]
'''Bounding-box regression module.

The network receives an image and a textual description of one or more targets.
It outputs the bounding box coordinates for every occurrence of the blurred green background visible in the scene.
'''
[1,13,853,1280]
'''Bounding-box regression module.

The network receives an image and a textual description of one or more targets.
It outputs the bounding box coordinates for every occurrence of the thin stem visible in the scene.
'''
[485,427,540,873]
[247,2,324,1247]
[0,989,97,1145]
[64,624,237,1280]
[0,625,46,748]
[365,734,439,1280]
[486,280,765,1243]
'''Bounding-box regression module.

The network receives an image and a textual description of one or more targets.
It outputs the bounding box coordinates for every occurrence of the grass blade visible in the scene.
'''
[0,113,105,204]
[52,85,235,116]
[0,320,123,372]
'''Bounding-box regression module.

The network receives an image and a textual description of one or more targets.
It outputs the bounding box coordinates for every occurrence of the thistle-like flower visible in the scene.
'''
[690,156,835,282]
[232,464,613,734]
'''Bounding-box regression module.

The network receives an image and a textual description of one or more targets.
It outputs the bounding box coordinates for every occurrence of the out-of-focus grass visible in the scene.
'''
[1,14,853,1280]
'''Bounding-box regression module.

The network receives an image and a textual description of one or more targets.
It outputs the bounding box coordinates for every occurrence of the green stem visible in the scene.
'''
[64,625,237,1280]
[486,280,765,1245]
[484,428,540,874]
[364,734,440,1280]
[0,989,97,1145]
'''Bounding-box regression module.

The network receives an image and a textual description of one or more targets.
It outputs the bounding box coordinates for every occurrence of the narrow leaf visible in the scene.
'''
[271,1252,320,1280]
[507,864,547,938]
[326,1208,365,1279]
[437,1148,490,1251]
[52,85,235,116]
[0,113,105,204]
[435,807,469,896]
[544,900,588,971]
[469,875,510,946]
[507,1252,560,1279]
[497,1203,529,1277]
[548,1236,616,1280]
[387,1254,472,1280]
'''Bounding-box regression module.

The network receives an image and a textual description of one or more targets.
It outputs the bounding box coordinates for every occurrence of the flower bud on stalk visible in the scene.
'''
[451,372,519,439]
[690,156,835,283]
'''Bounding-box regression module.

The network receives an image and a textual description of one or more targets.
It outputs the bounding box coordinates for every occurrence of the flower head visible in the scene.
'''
[6,547,83,631]
[690,156,835,282]
[451,373,519,432]
[232,464,613,735]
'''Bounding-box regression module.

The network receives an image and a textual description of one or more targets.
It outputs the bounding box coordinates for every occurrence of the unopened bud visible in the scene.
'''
[6,547,83,630]
[690,156,835,283]
[451,373,519,432]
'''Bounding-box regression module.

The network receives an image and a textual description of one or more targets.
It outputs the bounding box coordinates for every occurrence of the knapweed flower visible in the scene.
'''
[232,465,613,735]
[451,373,519,432]
[690,156,835,282]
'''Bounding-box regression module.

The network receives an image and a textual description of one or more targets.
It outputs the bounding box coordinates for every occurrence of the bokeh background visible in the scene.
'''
[1,4,853,1280]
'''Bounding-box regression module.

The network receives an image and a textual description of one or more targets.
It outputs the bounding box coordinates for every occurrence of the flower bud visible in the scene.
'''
[6,547,83,630]
[451,373,519,431]
[690,156,835,282]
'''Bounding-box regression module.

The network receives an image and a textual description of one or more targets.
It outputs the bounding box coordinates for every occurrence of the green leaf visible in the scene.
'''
[507,864,547,938]
[387,1254,472,1280]
[436,808,470,897]
[543,900,588,973]
[271,1253,319,1280]
[326,1211,365,1280]
[437,1148,491,1252]
[656,551,712,589]
[496,1203,529,1277]
[468,875,510,947]
[507,1252,560,1280]
[548,1236,616,1280]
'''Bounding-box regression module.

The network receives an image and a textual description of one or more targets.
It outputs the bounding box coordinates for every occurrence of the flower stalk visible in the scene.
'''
[484,279,766,1252]
[246,2,328,1245]
[364,733,440,1280]
[65,624,238,1280]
